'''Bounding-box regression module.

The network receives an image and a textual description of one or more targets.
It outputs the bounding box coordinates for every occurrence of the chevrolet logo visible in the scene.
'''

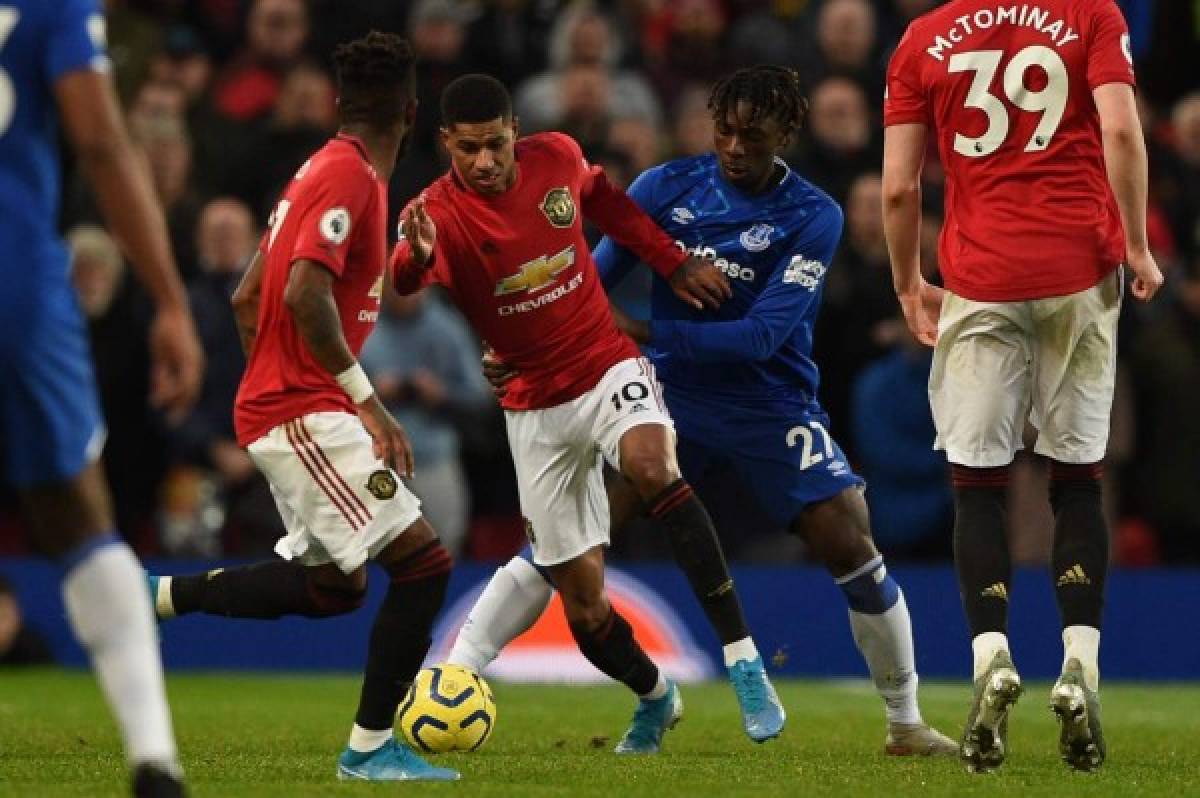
[494,245,575,295]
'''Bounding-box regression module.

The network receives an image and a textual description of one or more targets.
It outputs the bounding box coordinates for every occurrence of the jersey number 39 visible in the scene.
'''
[950,45,1068,158]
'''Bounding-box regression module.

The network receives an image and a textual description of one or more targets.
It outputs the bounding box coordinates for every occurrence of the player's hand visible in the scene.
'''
[356,394,415,478]
[896,279,944,347]
[148,305,205,424]
[610,303,650,344]
[481,346,517,399]
[1125,248,1163,301]
[399,196,436,267]
[669,255,731,310]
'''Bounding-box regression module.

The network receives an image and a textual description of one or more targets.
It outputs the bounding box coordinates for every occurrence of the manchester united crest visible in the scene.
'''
[541,187,576,228]
[366,469,397,501]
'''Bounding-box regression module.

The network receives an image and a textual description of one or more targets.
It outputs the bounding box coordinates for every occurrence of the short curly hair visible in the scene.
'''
[708,65,809,138]
[332,31,416,128]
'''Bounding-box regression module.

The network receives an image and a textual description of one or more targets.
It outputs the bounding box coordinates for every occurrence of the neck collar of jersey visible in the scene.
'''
[334,132,371,165]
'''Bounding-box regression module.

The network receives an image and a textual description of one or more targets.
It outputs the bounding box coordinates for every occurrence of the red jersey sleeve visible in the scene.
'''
[549,133,686,279]
[883,26,929,127]
[1086,0,1136,89]
[289,161,376,277]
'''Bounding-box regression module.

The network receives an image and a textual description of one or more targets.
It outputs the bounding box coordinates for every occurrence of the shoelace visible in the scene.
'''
[733,665,766,714]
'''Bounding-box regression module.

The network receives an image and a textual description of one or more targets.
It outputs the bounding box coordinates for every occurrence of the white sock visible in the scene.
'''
[348,723,393,753]
[154,575,176,619]
[848,591,922,726]
[640,671,668,701]
[1062,625,1100,691]
[62,540,180,772]
[722,637,759,667]
[446,556,553,673]
[971,631,1010,682]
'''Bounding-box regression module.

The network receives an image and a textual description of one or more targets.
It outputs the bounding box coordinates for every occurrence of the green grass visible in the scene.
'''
[1,670,1198,796]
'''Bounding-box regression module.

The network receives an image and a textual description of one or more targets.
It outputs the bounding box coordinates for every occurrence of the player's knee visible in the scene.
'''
[383,540,454,584]
[621,453,678,499]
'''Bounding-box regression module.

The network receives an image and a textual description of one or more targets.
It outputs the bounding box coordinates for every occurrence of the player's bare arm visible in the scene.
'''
[284,259,414,476]
[1093,82,1163,301]
[55,68,204,421]
[232,251,265,357]
[882,122,943,347]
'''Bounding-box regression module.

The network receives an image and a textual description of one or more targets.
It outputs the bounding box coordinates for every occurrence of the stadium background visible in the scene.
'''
[0,0,1197,679]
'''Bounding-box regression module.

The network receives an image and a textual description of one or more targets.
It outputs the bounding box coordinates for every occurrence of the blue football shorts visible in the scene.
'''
[0,273,104,487]
[664,385,864,526]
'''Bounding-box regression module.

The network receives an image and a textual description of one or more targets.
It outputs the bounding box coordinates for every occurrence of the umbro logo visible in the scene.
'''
[671,207,694,225]
[981,582,1009,601]
[1056,565,1091,587]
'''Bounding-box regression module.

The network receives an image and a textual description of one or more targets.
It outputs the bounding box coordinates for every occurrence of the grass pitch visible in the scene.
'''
[1,670,1197,796]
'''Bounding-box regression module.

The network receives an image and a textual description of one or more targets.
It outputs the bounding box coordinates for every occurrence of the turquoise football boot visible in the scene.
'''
[336,738,460,782]
[729,656,786,742]
[614,679,683,754]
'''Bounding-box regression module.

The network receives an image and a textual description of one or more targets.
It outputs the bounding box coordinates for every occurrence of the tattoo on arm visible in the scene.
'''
[284,260,356,376]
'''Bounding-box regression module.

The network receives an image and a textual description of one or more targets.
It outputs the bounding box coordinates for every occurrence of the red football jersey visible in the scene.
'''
[884,0,1135,301]
[392,132,686,410]
[235,134,388,445]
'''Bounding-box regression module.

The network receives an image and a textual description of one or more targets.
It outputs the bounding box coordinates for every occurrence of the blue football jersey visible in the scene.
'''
[0,0,107,282]
[595,153,843,405]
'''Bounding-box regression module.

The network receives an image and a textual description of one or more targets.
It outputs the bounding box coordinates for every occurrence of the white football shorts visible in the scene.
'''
[929,270,1121,468]
[247,411,423,573]
[505,357,673,566]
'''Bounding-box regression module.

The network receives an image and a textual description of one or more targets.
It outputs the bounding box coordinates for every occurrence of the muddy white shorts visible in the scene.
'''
[929,270,1121,468]
[247,412,422,573]
[505,357,672,567]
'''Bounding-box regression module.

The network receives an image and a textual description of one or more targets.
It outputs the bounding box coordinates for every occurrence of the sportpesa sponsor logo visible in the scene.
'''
[674,241,755,282]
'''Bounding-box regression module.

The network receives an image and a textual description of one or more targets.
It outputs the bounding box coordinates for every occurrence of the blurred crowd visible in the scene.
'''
[0,0,1196,569]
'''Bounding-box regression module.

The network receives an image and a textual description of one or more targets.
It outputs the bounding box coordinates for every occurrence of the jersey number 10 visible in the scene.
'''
[949,45,1068,158]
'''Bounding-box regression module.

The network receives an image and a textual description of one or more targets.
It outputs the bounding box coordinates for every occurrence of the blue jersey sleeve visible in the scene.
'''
[647,203,844,363]
[594,166,662,291]
[45,0,107,82]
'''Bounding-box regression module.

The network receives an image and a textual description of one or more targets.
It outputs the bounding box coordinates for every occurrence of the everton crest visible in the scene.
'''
[739,223,774,253]
[541,187,576,228]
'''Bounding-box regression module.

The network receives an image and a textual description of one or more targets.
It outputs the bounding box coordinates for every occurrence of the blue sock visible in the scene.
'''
[836,556,900,615]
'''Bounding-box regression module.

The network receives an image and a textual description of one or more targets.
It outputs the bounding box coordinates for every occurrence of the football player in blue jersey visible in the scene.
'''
[0,2,202,795]
[447,66,956,756]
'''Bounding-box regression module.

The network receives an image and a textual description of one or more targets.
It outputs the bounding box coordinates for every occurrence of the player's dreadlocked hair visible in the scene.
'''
[708,65,809,137]
[333,31,416,129]
[440,74,513,127]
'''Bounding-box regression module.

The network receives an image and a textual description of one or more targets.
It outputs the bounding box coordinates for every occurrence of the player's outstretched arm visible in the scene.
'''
[284,260,414,476]
[882,122,942,347]
[55,69,204,421]
[231,251,265,357]
[1093,82,1163,301]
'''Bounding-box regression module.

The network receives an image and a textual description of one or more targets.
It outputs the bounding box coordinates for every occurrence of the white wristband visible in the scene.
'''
[336,362,374,404]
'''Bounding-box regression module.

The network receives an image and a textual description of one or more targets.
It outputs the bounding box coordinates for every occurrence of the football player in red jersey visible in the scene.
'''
[146,33,459,783]
[393,74,785,753]
[882,0,1164,774]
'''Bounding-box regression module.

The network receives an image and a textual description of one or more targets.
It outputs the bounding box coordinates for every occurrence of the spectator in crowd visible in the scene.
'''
[359,289,493,557]
[516,5,662,134]
[0,574,55,666]
[464,0,560,87]
[551,63,615,154]
[851,327,953,559]
[163,198,283,555]
[670,84,716,158]
[213,0,309,121]
[642,0,731,103]
[229,61,336,222]
[1164,92,1200,261]
[131,114,205,278]
[1128,266,1200,562]
[793,76,878,203]
[68,226,166,551]
[809,0,884,99]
